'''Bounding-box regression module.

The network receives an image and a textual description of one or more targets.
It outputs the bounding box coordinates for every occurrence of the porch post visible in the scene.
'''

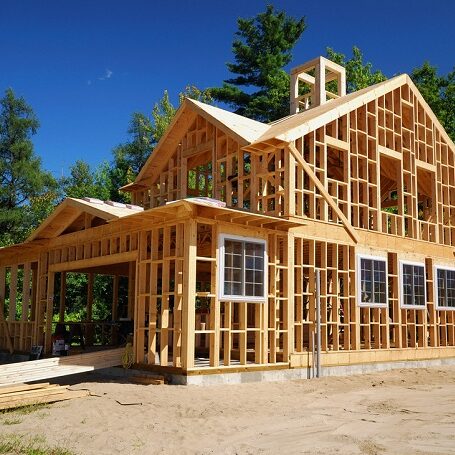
[182,218,197,370]
[285,233,295,361]
[127,262,135,320]
[112,275,119,321]
[44,271,55,353]
[59,272,66,323]
[86,273,94,345]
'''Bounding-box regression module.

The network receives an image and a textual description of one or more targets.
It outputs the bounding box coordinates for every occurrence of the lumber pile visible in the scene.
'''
[0,348,124,385]
[0,382,89,411]
[129,375,165,385]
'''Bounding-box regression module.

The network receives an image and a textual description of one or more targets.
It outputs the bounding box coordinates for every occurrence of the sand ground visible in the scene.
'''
[1,366,454,454]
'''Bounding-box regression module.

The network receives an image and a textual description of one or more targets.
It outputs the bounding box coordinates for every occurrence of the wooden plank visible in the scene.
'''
[182,219,197,370]
[0,382,51,394]
[0,389,89,411]
[127,261,135,320]
[112,275,119,321]
[0,348,123,385]
[0,385,63,401]
[325,135,349,152]
[44,271,55,354]
[22,263,31,321]
[8,265,18,322]
[378,144,402,161]
[129,375,165,385]
[160,227,170,366]
[59,271,66,323]
[209,224,220,367]
[0,266,13,354]
[86,273,94,346]
[48,250,137,272]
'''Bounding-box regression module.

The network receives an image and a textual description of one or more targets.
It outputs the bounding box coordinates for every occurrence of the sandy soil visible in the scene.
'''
[1,366,455,455]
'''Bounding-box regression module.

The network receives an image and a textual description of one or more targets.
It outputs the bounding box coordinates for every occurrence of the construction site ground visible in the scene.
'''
[0,365,454,455]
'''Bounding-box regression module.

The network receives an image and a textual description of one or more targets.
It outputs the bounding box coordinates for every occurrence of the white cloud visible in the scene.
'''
[98,69,113,81]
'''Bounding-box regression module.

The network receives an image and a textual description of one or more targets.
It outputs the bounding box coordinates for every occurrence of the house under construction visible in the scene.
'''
[1,56,455,383]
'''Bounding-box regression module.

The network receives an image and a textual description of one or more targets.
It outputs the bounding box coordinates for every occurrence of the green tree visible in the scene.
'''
[210,5,306,122]
[0,88,57,245]
[411,62,455,141]
[326,47,387,93]
[61,159,113,201]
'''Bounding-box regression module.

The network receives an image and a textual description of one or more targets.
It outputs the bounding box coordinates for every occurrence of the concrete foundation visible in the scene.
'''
[98,357,455,386]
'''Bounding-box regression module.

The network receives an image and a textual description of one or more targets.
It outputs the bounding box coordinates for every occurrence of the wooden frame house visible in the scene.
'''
[2,56,455,380]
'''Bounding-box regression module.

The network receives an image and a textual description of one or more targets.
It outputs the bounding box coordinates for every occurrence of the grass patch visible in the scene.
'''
[2,416,22,425]
[0,403,49,416]
[0,434,76,455]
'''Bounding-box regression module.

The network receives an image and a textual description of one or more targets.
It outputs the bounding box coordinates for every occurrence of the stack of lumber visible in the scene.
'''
[0,382,89,411]
[129,374,165,385]
[0,348,123,385]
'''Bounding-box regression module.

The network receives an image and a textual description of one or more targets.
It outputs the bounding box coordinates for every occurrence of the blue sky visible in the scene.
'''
[1,0,454,178]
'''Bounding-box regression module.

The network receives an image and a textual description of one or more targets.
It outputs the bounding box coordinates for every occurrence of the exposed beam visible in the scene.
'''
[287,143,359,243]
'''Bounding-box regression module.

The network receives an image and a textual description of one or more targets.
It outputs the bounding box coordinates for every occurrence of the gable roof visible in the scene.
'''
[249,74,455,150]
[126,73,455,192]
[186,99,270,143]
[127,98,269,190]
[252,75,406,145]
[27,198,143,241]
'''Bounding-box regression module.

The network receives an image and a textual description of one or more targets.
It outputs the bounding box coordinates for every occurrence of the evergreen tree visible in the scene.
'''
[411,62,455,141]
[210,5,306,122]
[60,159,113,201]
[0,88,57,245]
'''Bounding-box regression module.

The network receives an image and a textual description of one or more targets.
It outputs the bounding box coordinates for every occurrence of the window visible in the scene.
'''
[400,261,426,308]
[219,234,267,302]
[436,267,455,309]
[357,255,387,307]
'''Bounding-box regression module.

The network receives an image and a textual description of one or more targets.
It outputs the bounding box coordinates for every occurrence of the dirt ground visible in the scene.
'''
[1,365,455,454]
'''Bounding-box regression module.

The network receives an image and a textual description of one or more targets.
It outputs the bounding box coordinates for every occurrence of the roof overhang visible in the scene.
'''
[27,198,143,242]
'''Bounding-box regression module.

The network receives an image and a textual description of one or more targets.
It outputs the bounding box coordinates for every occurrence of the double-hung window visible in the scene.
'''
[436,267,455,309]
[400,261,426,308]
[219,234,267,302]
[357,255,387,307]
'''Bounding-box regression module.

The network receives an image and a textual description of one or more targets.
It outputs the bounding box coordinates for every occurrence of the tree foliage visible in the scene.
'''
[60,159,113,201]
[326,47,387,93]
[0,88,57,245]
[210,5,306,122]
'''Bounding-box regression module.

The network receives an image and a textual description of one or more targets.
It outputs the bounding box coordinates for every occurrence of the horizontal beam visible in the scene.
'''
[378,145,402,161]
[49,250,137,272]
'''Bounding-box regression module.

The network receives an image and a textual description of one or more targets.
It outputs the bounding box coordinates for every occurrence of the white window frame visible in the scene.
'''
[399,260,427,309]
[218,233,268,303]
[356,254,388,308]
[434,265,455,311]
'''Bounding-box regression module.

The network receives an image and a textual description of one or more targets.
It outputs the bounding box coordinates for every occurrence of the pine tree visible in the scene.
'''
[210,5,306,122]
[0,88,56,244]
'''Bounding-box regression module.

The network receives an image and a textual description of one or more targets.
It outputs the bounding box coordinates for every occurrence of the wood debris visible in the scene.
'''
[129,375,165,385]
[0,382,89,411]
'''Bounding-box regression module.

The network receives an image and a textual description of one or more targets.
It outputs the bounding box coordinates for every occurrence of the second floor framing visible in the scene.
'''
[123,74,455,248]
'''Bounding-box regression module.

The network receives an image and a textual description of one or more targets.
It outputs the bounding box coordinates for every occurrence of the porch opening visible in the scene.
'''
[48,261,135,356]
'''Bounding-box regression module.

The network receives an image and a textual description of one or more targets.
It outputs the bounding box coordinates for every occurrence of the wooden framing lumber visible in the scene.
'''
[2,57,455,376]
[0,348,123,385]
[182,219,197,370]
[287,143,359,243]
